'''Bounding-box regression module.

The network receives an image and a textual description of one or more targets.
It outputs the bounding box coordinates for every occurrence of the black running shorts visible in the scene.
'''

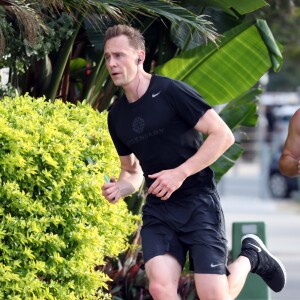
[141,190,228,275]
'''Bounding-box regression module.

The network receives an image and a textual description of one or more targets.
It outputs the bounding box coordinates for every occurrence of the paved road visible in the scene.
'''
[218,159,300,300]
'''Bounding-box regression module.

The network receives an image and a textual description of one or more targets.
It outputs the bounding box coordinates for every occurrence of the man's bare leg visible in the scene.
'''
[145,254,181,300]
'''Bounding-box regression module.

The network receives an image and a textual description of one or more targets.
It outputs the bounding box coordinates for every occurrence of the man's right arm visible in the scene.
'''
[279,109,300,177]
[102,154,144,203]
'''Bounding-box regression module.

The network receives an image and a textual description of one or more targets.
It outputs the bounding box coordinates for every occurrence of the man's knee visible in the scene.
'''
[145,254,181,299]
[148,280,178,299]
[148,280,165,299]
[147,267,179,299]
[195,274,231,300]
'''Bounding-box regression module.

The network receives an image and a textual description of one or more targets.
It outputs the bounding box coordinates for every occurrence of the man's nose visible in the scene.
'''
[108,57,116,67]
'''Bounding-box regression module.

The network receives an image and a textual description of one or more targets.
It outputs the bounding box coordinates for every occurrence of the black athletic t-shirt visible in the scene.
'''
[107,74,216,195]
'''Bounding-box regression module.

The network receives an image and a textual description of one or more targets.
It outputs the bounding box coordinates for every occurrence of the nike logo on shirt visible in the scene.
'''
[210,263,223,268]
[152,91,161,98]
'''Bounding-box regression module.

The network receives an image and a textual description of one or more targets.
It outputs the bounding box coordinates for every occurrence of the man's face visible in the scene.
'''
[104,35,139,87]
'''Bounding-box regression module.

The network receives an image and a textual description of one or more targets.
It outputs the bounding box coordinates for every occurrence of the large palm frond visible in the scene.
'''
[0,0,47,55]
[98,0,219,44]
[0,0,219,57]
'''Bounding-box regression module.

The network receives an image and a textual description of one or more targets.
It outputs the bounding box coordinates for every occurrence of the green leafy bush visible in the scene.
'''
[0,94,139,299]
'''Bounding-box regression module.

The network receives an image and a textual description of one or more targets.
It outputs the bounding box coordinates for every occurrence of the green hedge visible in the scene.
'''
[0,95,139,299]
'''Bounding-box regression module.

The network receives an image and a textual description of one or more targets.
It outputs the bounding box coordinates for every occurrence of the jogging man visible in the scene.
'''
[101,24,286,300]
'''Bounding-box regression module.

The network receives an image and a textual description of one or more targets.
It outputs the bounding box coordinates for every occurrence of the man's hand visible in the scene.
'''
[101,177,121,204]
[148,169,186,200]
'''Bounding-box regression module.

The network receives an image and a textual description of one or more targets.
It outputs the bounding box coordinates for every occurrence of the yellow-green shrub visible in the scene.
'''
[0,94,138,299]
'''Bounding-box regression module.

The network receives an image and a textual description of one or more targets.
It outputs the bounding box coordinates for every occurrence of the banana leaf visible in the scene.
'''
[172,0,269,50]
[186,0,268,16]
[220,87,262,131]
[155,19,282,106]
[209,88,261,181]
[211,143,244,182]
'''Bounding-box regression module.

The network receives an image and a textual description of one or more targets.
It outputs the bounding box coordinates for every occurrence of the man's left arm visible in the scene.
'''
[148,109,234,199]
[178,108,235,177]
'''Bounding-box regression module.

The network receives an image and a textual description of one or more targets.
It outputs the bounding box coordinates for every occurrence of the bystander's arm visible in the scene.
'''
[279,109,300,177]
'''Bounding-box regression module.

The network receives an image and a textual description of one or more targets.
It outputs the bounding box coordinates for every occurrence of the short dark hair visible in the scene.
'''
[104,24,145,51]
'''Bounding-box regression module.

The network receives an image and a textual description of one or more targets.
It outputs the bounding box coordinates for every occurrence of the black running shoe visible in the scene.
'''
[241,234,287,292]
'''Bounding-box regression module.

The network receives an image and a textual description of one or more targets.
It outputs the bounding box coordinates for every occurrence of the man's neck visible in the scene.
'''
[124,73,152,103]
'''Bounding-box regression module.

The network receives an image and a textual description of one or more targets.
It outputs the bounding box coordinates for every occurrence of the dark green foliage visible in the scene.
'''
[0,94,139,299]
